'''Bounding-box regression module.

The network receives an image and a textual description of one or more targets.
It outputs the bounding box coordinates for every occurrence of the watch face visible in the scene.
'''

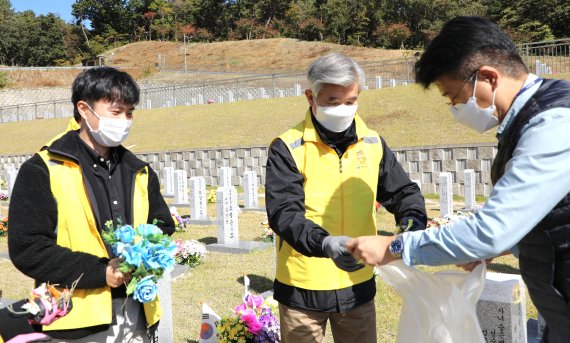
[390,238,403,254]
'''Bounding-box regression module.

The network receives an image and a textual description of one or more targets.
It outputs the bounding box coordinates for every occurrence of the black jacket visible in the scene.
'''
[8,131,174,337]
[266,112,427,312]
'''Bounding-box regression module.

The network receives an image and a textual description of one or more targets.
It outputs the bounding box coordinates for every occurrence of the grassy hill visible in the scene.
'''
[1,84,497,155]
[107,38,414,73]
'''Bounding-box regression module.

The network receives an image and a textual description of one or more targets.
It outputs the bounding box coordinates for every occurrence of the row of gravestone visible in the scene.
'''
[410,169,478,216]
[161,166,261,219]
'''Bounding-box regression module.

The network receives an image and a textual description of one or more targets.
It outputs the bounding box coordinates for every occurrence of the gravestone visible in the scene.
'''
[294,84,302,96]
[242,171,263,211]
[218,167,232,187]
[259,88,267,98]
[188,176,214,225]
[228,91,235,102]
[247,92,254,100]
[173,169,189,206]
[146,99,152,109]
[157,270,173,343]
[390,79,397,87]
[375,76,383,89]
[198,94,204,104]
[278,90,284,98]
[439,172,453,217]
[464,169,476,210]
[163,167,175,197]
[7,169,18,197]
[215,186,238,246]
[207,186,268,254]
[477,272,527,343]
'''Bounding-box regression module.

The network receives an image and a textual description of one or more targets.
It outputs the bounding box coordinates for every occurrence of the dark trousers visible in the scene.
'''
[520,245,570,343]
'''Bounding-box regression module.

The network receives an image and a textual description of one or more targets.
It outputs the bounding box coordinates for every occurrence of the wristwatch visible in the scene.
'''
[389,234,404,259]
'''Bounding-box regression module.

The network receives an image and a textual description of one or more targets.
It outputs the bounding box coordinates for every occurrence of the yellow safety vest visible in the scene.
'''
[41,118,80,151]
[276,110,383,290]
[38,150,162,331]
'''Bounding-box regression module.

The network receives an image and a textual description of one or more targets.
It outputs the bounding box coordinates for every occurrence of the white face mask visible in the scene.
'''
[313,101,358,133]
[450,77,498,133]
[85,105,133,147]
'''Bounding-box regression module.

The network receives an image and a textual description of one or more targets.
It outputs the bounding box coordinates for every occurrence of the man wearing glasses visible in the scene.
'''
[348,16,570,343]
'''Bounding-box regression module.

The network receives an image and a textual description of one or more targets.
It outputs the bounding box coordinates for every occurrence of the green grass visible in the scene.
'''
[0,199,535,343]
[0,85,491,155]
[2,74,570,156]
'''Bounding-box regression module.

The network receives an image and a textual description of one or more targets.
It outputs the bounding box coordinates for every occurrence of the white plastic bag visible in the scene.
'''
[378,260,486,343]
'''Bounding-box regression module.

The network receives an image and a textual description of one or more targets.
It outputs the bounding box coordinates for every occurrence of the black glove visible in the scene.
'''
[322,236,365,272]
[399,216,426,232]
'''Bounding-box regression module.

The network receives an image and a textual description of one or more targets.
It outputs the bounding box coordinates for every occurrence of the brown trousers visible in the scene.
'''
[279,301,377,343]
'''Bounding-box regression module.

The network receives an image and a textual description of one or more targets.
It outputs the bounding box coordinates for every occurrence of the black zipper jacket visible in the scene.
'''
[8,131,174,338]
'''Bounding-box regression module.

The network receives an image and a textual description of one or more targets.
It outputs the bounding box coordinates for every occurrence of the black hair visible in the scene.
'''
[415,16,528,88]
[72,67,140,118]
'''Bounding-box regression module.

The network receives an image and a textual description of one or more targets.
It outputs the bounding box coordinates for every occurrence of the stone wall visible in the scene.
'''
[0,142,497,196]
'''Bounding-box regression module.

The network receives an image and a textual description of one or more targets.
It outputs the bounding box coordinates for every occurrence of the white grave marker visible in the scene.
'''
[189,177,207,220]
[375,76,383,89]
[390,78,397,87]
[7,169,18,197]
[439,172,453,217]
[243,171,259,209]
[173,169,188,205]
[464,169,476,210]
[216,186,239,245]
[219,167,232,187]
[294,84,302,96]
[163,167,175,197]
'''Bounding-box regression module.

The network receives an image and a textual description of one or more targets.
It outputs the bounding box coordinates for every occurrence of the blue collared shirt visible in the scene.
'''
[402,74,570,266]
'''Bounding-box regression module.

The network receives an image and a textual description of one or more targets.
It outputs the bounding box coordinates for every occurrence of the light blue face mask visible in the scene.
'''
[450,75,498,133]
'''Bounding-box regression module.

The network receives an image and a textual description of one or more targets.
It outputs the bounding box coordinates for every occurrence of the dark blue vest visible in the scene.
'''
[490,78,570,342]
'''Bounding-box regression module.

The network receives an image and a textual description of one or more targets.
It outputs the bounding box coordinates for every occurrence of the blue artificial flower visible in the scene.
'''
[120,241,143,268]
[113,242,127,256]
[154,249,175,271]
[136,224,162,238]
[141,244,162,271]
[133,275,158,303]
[114,225,136,244]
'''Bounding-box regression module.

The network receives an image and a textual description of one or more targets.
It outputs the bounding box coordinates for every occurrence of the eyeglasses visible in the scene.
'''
[447,70,478,107]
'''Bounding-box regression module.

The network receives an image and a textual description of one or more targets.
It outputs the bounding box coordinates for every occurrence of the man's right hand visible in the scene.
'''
[322,236,365,272]
[106,257,129,288]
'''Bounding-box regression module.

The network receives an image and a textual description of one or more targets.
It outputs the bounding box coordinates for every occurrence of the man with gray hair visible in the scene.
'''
[265,52,427,342]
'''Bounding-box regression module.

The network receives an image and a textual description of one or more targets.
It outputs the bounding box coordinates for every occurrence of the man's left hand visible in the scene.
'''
[346,236,397,266]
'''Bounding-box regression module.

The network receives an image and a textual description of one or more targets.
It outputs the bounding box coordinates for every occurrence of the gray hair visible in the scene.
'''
[307,52,366,97]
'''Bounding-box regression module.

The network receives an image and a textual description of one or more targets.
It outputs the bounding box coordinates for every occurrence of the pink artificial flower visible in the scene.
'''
[245,294,264,309]
[240,309,262,335]
[235,303,247,314]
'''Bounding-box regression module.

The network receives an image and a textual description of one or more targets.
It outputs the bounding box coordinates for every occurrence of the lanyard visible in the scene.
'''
[515,77,543,98]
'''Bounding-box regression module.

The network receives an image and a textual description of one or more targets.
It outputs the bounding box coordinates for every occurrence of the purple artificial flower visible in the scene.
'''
[245,294,264,309]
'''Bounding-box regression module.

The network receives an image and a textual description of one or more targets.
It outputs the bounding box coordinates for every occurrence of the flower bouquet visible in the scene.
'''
[217,293,281,343]
[427,210,478,229]
[171,210,191,232]
[207,189,217,203]
[0,216,7,237]
[0,190,8,201]
[101,220,176,303]
[174,239,207,268]
[260,227,274,243]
